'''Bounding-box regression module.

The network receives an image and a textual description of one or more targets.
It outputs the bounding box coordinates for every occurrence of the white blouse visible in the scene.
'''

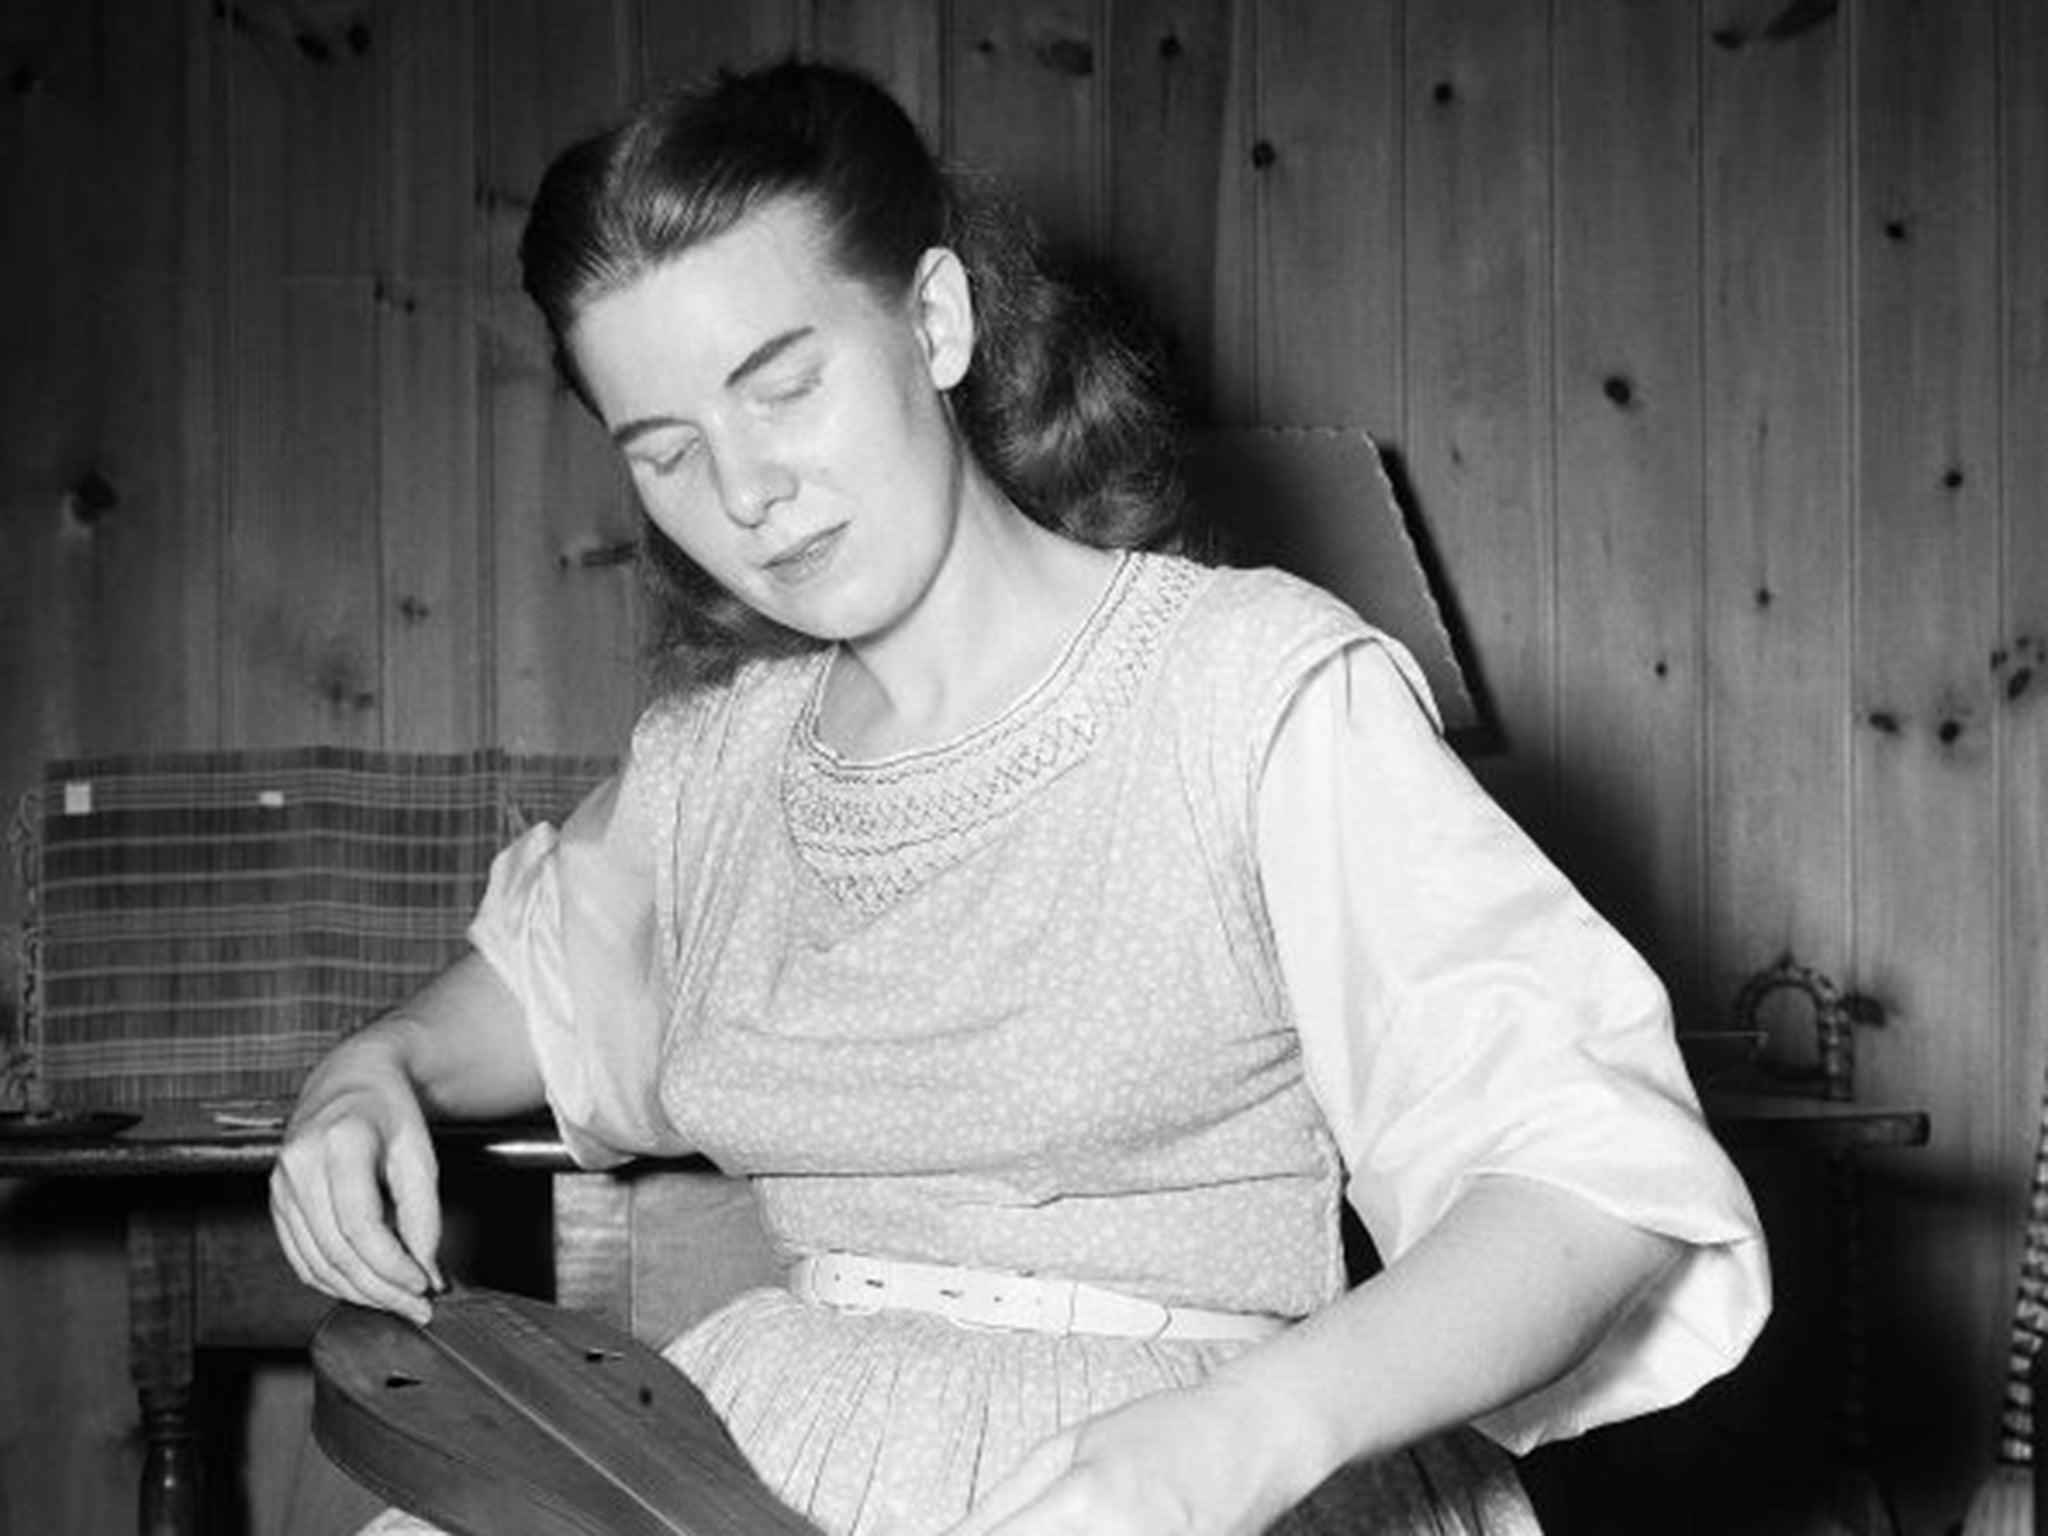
[1257,641,1768,1450]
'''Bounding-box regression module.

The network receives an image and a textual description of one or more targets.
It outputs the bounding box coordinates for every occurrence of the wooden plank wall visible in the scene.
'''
[1,1,2043,1530]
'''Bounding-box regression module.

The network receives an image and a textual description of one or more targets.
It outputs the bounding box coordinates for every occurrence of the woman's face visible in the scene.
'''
[567,197,975,645]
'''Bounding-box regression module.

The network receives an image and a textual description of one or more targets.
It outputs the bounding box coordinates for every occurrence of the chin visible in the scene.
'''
[757,587,885,647]
[795,570,929,644]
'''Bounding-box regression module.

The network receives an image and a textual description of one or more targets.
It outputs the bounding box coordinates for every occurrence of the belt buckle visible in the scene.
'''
[815,1253,890,1315]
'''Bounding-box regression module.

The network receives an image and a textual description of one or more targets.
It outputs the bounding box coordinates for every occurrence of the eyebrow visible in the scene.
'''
[608,326,818,448]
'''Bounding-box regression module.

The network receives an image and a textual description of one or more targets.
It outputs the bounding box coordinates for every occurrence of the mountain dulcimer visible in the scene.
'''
[312,1286,824,1536]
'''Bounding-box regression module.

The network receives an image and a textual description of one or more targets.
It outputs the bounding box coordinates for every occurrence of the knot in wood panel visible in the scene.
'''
[1031,35,1094,78]
[63,472,119,529]
[1992,635,2042,704]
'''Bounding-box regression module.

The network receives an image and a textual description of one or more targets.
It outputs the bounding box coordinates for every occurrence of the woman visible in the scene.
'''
[273,59,1768,1536]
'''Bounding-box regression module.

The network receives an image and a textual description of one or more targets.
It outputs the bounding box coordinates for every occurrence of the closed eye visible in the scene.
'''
[760,371,820,407]
[639,437,704,477]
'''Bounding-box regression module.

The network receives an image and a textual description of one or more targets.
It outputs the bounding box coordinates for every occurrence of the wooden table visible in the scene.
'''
[0,1109,582,1536]
[0,1096,1928,1536]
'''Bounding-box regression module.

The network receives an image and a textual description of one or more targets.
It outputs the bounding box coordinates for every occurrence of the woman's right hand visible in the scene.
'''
[270,1023,445,1325]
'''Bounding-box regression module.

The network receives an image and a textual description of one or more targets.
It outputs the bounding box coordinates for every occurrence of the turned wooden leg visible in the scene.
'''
[138,1390,200,1536]
[129,1197,199,1536]
[1821,1147,1901,1536]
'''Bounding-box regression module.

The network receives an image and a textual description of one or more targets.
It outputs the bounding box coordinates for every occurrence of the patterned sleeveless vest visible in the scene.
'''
[636,553,1371,1318]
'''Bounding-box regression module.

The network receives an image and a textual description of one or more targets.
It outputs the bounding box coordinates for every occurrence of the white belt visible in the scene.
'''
[788,1252,1290,1343]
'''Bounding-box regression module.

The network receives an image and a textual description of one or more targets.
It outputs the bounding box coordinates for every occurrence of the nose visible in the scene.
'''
[715,434,797,528]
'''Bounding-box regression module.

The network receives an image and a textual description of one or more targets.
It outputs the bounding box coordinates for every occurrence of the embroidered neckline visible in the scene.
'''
[781,552,1207,916]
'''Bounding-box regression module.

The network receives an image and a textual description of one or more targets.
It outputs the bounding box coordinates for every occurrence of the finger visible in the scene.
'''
[324,1151,437,1319]
[269,1175,328,1295]
[272,1152,361,1299]
[291,1202,431,1325]
[272,1179,360,1305]
[284,1139,434,1323]
[283,1163,427,1321]
[385,1131,445,1293]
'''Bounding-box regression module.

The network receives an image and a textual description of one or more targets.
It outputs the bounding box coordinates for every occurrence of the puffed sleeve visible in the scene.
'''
[466,701,702,1168]
[1256,638,1770,1452]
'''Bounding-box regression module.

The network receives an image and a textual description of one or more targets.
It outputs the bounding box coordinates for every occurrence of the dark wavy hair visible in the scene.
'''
[520,58,1187,694]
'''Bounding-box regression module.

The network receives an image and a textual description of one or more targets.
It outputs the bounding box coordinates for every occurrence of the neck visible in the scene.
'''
[823,482,1119,758]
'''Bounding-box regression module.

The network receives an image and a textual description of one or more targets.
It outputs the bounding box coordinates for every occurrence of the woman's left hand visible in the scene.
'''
[942,1376,1324,1536]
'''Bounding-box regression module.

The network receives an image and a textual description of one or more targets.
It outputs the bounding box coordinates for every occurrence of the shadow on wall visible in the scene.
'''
[1184,428,1486,746]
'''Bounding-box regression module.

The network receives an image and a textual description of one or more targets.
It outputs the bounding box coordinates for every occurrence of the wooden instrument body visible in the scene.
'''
[311,1287,822,1536]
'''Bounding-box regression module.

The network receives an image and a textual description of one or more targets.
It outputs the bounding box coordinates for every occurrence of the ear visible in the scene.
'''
[910,246,974,391]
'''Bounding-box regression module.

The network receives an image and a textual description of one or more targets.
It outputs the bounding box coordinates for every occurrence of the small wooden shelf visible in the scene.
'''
[1701,1092,1931,1154]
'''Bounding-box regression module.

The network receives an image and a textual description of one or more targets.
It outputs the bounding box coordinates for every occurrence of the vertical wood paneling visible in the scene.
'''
[0,0,223,772]
[219,0,383,747]
[1697,8,1855,1513]
[808,0,947,140]
[225,283,383,743]
[1702,1,1851,1029]
[1851,0,2004,1522]
[1104,0,1232,418]
[1552,0,1704,994]
[377,0,484,748]
[0,0,109,773]
[0,12,218,1526]
[1400,0,1556,829]
[1248,0,1401,431]
[481,0,642,754]
[639,0,802,89]
[946,0,1104,256]
[380,277,485,750]
[78,0,223,756]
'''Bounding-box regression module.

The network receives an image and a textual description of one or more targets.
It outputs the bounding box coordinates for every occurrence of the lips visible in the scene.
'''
[764,524,845,581]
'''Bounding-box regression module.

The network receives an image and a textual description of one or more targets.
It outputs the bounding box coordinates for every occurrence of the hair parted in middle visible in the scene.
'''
[519,57,1190,695]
